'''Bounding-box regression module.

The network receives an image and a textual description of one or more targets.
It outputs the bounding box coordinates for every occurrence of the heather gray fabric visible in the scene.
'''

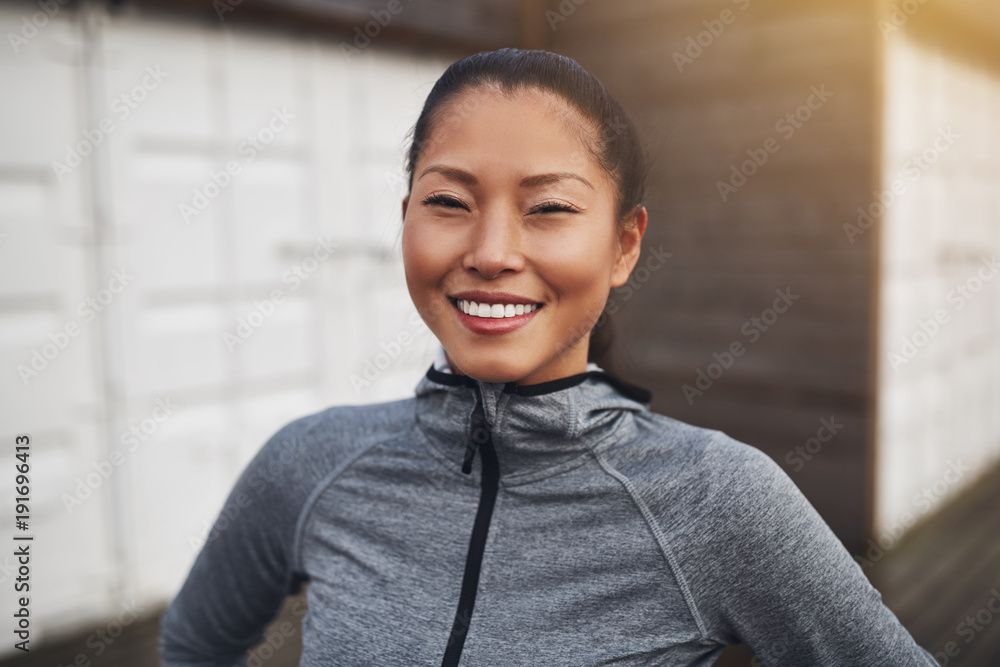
[158,363,938,666]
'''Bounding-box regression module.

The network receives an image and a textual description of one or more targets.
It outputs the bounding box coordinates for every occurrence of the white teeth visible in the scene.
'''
[457,299,540,318]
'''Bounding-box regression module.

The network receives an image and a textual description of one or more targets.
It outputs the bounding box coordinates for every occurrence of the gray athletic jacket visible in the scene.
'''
[158,353,938,666]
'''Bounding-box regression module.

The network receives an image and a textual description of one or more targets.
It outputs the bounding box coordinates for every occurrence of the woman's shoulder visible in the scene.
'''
[613,409,780,481]
[243,395,418,486]
[606,410,838,572]
[605,409,799,526]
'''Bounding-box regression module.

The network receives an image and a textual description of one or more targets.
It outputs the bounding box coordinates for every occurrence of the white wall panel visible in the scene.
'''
[0,3,450,655]
[876,32,1000,538]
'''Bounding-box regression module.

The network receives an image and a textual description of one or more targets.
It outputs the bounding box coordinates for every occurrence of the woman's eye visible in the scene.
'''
[421,194,468,210]
[532,201,579,214]
[419,195,577,215]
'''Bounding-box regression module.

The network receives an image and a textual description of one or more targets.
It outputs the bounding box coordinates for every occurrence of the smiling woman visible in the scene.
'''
[158,48,939,667]
[400,80,646,384]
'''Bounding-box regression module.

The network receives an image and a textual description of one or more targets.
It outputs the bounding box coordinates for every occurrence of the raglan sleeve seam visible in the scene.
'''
[592,449,711,642]
[289,417,393,575]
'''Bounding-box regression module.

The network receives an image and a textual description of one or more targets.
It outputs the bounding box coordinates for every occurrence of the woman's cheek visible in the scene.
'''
[532,239,611,297]
[404,220,452,281]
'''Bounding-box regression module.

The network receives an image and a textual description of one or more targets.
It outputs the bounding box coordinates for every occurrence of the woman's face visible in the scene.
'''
[401,85,646,385]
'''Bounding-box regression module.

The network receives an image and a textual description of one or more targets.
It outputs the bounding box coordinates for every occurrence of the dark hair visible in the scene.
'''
[402,48,649,376]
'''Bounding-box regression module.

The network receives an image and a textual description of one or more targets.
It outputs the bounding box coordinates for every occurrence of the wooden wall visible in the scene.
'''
[546,0,881,552]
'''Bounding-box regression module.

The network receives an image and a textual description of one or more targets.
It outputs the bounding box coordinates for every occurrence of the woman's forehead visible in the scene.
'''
[421,86,605,177]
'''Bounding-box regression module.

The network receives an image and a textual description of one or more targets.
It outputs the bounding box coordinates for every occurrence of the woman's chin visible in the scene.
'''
[447,354,533,384]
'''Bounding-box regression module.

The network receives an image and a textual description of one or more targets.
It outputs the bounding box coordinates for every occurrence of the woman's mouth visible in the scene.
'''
[449,297,542,318]
[447,297,543,335]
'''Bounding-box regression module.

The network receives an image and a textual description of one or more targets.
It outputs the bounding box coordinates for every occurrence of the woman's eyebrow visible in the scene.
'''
[520,171,594,190]
[419,165,477,185]
[418,165,593,190]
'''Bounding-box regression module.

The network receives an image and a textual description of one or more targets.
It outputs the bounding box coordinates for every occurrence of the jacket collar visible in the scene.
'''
[412,361,653,484]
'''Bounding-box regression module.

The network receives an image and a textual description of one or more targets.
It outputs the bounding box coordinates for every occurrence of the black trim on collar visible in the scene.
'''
[422,364,652,404]
[426,364,478,388]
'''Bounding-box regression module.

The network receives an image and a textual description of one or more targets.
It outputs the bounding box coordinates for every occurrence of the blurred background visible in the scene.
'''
[0,0,998,665]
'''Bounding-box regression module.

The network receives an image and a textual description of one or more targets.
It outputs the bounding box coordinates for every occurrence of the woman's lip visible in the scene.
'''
[449,290,540,305]
[451,298,540,335]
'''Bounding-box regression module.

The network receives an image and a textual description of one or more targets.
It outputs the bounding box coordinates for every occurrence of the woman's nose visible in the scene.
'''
[463,204,525,279]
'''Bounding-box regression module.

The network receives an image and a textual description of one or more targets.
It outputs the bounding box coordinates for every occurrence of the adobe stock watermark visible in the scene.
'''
[387,92,494,207]
[933,588,1000,666]
[16,268,135,386]
[750,640,793,667]
[246,595,308,667]
[223,236,339,351]
[51,65,168,182]
[549,244,673,361]
[844,126,959,244]
[544,89,632,149]
[411,89,489,168]
[7,0,72,55]
[717,84,833,201]
[784,417,845,472]
[603,245,672,316]
[0,555,17,586]
[179,107,295,225]
[878,0,930,39]
[546,0,588,31]
[384,167,410,201]
[854,458,970,570]
[672,0,751,72]
[189,439,299,552]
[212,0,242,21]
[340,0,416,62]
[351,311,434,394]
[61,398,180,514]
[888,255,998,372]
[46,600,145,664]
[682,287,799,405]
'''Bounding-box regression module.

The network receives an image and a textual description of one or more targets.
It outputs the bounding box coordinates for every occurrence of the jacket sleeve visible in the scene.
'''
[682,432,938,666]
[158,419,313,667]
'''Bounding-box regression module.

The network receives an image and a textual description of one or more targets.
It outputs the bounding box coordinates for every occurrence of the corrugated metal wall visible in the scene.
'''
[0,2,449,652]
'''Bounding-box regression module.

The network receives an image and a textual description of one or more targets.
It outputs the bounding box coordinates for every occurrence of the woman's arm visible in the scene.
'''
[157,420,312,667]
[684,432,938,666]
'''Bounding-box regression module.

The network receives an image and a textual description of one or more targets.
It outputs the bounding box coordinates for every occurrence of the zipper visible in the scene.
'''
[440,387,500,667]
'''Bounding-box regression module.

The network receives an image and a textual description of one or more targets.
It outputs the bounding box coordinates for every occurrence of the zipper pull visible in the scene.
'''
[462,389,490,475]
[461,441,478,475]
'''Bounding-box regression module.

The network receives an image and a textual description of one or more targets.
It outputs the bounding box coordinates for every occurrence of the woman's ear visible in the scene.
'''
[611,205,648,288]
[401,195,410,221]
